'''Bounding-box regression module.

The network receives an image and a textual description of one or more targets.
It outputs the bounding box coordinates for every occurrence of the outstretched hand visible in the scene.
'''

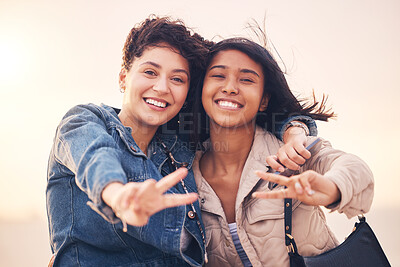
[252,170,341,207]
[102,168,198,228]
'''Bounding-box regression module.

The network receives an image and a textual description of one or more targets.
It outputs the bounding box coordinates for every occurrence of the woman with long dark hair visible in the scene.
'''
[193,37,373,266]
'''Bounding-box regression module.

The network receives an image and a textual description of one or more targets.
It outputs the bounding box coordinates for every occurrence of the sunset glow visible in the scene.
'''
[0,0,399,266]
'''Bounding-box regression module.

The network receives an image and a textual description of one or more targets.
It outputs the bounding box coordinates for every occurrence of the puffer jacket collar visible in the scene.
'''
[195,126,282,217]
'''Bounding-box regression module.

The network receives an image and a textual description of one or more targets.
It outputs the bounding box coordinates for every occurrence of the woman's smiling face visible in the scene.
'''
[202,49,268,130]
[119,43,190,130]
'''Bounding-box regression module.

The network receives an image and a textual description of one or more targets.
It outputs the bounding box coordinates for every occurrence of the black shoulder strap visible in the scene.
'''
[284,197,306,267]
[284,197,292,246]
[284,197,301,257]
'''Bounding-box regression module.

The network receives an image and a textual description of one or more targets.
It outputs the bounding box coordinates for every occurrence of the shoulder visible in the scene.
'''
[255,126,281,142]
[251,127,283,160]
[63,103,118,120]
[60,103,104,124]
[59,103,121,129]
[54,104,122,144]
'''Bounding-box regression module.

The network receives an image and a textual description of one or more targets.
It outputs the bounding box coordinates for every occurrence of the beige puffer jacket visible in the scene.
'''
[193,127,374,267]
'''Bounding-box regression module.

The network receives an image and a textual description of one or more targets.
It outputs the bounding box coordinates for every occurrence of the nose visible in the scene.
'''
[153,77,169,94]
[222,78,238,95]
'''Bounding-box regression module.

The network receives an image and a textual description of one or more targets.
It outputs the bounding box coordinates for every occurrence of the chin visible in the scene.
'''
[213,118,255,131]
[144,117,168,127]
[213,120,240,129]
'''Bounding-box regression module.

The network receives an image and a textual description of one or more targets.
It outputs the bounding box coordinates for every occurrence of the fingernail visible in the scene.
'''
[307,189,315,195]
[278,167,284,172]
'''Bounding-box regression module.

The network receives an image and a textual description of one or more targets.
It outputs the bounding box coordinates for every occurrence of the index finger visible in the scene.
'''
[255,171,290,187]
[293,142,311,159]
[155,167,188,193]
[163,193,198,209]
[265,155,285,173]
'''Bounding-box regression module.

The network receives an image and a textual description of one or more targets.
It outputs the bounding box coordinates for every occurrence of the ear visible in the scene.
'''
[259,94,270,112]
[119,68,127,88]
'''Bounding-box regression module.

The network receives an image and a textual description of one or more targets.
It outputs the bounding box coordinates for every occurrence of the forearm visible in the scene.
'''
[304,139,374,218]
[323,154,374,217]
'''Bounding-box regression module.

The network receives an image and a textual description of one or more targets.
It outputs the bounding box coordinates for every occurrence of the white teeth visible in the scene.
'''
[145,99,167,108]
[218,100,239,108]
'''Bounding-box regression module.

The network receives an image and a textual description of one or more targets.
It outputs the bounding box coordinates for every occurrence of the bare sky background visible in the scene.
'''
[0,0,399,266]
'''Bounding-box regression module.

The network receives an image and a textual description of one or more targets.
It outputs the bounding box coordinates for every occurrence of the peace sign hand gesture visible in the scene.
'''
[252,170,341,207]
[102,168,198,228]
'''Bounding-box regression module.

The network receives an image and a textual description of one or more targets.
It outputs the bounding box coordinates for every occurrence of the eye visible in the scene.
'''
[171,77,185,83]
[210,74,225,79]
[240,78,255,83]
[144,70,156,76]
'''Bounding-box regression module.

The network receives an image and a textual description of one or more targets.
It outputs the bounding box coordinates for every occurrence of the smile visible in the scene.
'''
[216,100,242,109]
[145,98,168,108]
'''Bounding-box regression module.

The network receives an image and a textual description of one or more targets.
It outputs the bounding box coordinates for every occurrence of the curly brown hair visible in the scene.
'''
[122,15,212,90]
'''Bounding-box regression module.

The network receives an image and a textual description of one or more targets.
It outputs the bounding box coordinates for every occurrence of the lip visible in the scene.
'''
[214,98,243,110]
[143,97,170,111]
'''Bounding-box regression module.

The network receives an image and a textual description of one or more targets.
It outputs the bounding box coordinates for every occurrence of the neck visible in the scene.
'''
[118,111,158,155]
[205,122,256,174]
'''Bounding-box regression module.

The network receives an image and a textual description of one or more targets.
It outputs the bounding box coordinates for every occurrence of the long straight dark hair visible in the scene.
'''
[191,37,335,145]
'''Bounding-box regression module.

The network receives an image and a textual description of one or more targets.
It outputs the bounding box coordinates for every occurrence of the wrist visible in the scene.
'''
[102,182,124,208]
[283,123,308,143]
[326,183,341,207]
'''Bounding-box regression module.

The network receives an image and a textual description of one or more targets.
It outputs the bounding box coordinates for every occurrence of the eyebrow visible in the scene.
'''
[140,61,190,78]
[208,65,260,77]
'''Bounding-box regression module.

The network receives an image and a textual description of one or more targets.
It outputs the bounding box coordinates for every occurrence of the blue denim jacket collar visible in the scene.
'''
[100,103,148,158]
[100,103,194,166]
[148,133,196,193]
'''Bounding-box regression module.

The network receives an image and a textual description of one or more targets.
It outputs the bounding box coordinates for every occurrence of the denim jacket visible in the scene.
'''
[46,103,205,267]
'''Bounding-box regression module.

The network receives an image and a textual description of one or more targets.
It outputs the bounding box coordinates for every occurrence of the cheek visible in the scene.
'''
[250,86,265,104]
[201,89,211,111]
[201,83,213,105]
[174,86,189,105]
[127,76,147,94]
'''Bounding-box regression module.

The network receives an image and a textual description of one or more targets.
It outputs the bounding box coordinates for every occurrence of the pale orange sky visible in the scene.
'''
[0,0,399,235]
[1,0,399,266]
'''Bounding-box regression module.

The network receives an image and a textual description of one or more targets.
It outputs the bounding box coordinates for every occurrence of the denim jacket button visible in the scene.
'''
[187,211,196,219]
[201,198,205,204]
[181,162,189,168]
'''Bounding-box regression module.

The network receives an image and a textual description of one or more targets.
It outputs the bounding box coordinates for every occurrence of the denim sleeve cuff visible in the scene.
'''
[278,115,318,141]
[86,178,126,224]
